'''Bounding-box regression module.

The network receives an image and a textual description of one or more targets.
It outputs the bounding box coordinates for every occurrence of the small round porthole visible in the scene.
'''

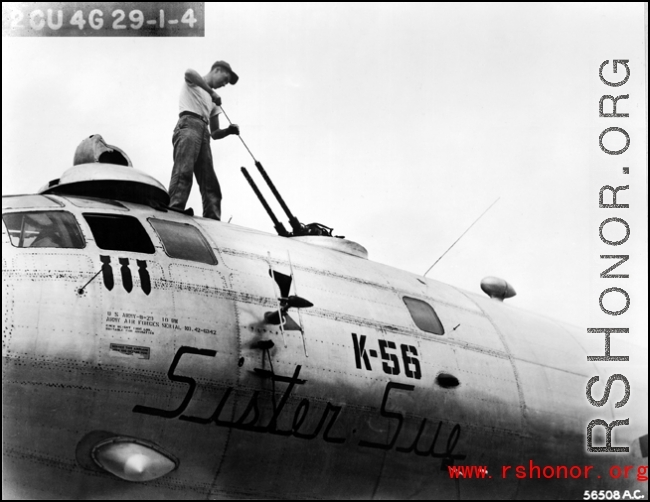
[436,373,460,388]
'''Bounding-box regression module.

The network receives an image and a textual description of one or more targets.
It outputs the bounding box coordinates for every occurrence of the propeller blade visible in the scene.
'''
[286,295,313,309]
[269,269,292,298]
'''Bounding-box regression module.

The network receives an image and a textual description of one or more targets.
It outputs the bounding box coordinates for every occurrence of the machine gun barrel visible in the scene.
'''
[255,161,303,235]
[241,167,289,237]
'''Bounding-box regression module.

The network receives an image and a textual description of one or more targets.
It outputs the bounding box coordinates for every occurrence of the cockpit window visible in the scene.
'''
[65,196,128,211]
[403,296,445,335]
[148,219,217,265]
[2,195,63,210]
[83,213,155,254]
[2,211,85,248]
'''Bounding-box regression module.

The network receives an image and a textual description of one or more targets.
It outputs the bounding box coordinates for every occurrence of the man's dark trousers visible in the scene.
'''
[168,114,221,220]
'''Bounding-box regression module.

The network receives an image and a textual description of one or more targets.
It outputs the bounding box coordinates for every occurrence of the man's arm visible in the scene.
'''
[210,114,240,140]
[184,68,221,106]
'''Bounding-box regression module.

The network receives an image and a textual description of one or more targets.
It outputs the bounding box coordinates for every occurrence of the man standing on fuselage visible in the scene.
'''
[168,60,240,220]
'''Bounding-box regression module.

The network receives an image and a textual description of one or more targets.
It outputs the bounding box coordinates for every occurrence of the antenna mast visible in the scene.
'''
[423,197,500,277]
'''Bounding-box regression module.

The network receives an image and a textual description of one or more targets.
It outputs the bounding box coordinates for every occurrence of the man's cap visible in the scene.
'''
[213,60,239,85]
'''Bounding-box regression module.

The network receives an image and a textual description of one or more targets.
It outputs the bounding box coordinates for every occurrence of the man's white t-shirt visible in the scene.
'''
[178,80,221,122]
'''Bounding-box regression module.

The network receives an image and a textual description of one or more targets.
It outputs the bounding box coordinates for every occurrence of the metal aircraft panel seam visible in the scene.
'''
[7,263,486,319]
[2,368,542,411]
[220,248,484,312]
[2,351,241,370]
[8,298,512,362]
[165,388,534,440]
[4,264,485,318]
[4,357,528,434]
[2,369,523,425]
[453,288,529,501]
[55,269,511,358]
[2,358,532,439]
[2,276,14,351]
[453,288,530,418]
[2,444,292,499]
[207,270,241,499]
[219,247,388,286]
[541,317,625,419]
[2,350,422,392]
[2,445,79,473]
[545,316,601,374]
[508,355,592,377]
[2,354,240,388]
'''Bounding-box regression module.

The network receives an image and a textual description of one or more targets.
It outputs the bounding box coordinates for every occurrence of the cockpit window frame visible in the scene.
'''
[82,212,156,254]
[65,196,129,211]
[148,218,218,265]
[2,210,86,249]
[402,296,445,335]
[1,195,64,210]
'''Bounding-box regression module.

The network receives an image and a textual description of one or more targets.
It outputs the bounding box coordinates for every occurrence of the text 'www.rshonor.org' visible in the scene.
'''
[446,463,647,481]
[447,464,647,499]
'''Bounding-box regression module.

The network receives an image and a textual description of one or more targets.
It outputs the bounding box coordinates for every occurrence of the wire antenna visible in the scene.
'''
[423,197,500,277]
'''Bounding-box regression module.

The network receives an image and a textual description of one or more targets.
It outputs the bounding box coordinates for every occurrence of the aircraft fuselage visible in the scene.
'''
[2,193,647,499]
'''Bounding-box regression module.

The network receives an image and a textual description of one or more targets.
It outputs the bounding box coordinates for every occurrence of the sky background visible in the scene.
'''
[2,3,647,341]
